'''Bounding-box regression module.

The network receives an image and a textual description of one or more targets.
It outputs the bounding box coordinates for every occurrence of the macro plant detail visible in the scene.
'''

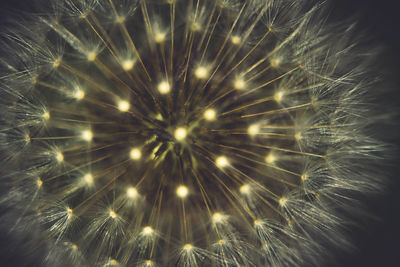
[0,0,387,266]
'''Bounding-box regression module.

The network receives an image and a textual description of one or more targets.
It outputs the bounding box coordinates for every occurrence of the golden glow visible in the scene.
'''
[129,148,142,160]
[158,81,171,94]
[176,185,189,198]
[174,127,187,141]
[216,156,229,168]
[204,108,217,121]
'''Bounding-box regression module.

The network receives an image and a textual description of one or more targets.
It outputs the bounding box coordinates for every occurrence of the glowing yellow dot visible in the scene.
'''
[36,178,43,187]
[126,187,138,199]
[218,239,225,245]
[53,58,61,68]
[274,91,284,102]
[73,89,85,100]
[42,111,50,120]
[239,184,251,195]
[254,219,262,226]
[145,260,153,266]
[216,156,229,168]
[183,244,193,251]
[67,208,73,216]
[157,81,171,94]
[191,23,201,32]
[265,153,276,164]
[122,59,135,71]
[234,78,246,90]
[270,57,281,67]
[109,259,118,265]
[279,197,287,207]
[247,124,260,136]
[176,185,189,198]
[116,16,125,24]
[231,35,241,45]
[87,52,96,61]
[142,226,154,236]
[174,127,187,141]
[203,108,216,121]
[109,210,117,218]
[81,130,93,142]
[71,244,78,250]
[129,148,141,160]
[194,66,209,79]
[212,212,225,224]
[118,100,130,112]
[25,134,31,143]
[301,173,307,181]
[55,151,64,162]
[294,132,302,140]
[154,32,166,43]
[80,13,87,19]
[84,173,93,185]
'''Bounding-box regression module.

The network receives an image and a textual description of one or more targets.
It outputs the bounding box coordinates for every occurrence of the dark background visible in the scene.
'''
[0,0,399,266]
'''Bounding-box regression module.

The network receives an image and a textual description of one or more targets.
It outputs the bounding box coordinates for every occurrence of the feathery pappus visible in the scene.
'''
[0,0,391,266]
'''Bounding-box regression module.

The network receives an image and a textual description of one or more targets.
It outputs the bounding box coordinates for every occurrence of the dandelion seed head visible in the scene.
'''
[0,0,390,266]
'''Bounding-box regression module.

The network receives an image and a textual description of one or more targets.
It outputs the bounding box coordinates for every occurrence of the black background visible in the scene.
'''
[0,0,399,266]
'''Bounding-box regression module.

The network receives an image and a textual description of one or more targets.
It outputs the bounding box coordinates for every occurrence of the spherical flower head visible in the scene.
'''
[0,1,392,267]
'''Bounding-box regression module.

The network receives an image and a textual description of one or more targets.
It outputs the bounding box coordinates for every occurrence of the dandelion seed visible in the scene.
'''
[216,156,229,168]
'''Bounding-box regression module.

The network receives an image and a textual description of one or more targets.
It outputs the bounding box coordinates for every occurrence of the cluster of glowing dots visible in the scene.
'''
[176,185,189,198]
